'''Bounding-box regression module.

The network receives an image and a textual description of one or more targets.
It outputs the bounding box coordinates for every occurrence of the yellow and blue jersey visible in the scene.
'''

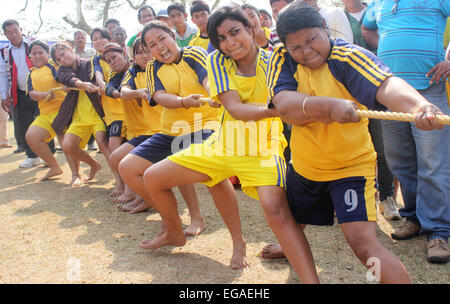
[207,47,286,157]
[26,59,66,115]
[267,39,393,182]
[188,32,210,52]
[146,46,218,136]
[120,65,162,139]
[92,54,124,125]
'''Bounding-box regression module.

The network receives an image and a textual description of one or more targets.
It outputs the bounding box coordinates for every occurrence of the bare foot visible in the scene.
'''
[117,197,143,212]
[129,201,150,214]
[114,192,135,204]
[85,162,102,181]
[70,175,83,187]
[183,219,206,237]
[231,241,250,270]
[139,232,186,250]
[110,184,124,198]
[41,166,63,181]
[261,243,285,259]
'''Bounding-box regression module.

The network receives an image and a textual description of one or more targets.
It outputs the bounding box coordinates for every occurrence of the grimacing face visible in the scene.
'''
[216,19,254,62]
[144,27,180,64]
[284,27,331,69]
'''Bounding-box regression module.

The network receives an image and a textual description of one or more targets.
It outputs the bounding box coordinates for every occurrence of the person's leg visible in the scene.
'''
[141,158,212,250]
[381,120,420,228]
[25,125,62,180]
[340,221,410,283]
[368,119,399,219]
[256,186,319,284]
[108,135,125,197]
[110,142,138,204]
[0,104,10,146]
[207,179,249,269]
[17,91,38,159]
[412,83,450,261]
[260,224,308,260]
[13,101,24,152]
[62,133,101,184]
[118,154,155,212]
[177,184,206,236]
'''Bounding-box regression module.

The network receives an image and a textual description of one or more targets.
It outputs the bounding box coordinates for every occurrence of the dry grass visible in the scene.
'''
[0,122,448,284]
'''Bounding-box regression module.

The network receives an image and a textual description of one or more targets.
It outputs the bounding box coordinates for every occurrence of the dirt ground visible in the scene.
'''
[0,122,448,284]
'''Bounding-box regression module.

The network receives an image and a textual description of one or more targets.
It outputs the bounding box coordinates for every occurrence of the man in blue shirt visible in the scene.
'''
[363,0,450,264]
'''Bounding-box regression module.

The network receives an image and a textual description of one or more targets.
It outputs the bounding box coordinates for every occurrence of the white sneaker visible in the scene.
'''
[379,196,401,220]
[19,157,43,168]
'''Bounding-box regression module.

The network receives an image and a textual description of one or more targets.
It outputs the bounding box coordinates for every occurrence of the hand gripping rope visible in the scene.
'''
[199,97,450,125]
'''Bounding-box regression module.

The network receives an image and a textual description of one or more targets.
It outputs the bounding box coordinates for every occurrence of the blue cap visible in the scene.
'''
[157,9,168,18]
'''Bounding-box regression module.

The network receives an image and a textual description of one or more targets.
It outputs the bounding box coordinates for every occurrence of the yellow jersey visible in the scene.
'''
[207,48,286,157]
[267,40,393,181]
[92,54,124,125]
[26,59,66,115]
[188,32,210,52]
[121,65,162,139]
[146,46,218,136]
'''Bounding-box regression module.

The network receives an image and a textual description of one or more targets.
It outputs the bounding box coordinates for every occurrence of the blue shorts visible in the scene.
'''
[130,129,214,164]
[286,164,377,226]
[127,135,152,147]
[107,120,124,138]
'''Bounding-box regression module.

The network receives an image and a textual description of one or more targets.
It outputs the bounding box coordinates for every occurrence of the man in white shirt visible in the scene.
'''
[303,0,354,43]
[73,30,97,59]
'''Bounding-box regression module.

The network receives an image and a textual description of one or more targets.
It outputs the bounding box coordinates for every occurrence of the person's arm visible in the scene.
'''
[218,89,279,122]
[152,90,203,109]
[375,76,443,130]
[272,90,360,126]
[0,54,10,113]
[74,79,99,94]
[426,61,450,85]
[361,25,379,49]
[120,85,147,100]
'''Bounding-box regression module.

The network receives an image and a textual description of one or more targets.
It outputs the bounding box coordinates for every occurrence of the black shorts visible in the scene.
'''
[107,120,124,138]
[130,129,214,164]
[286,163,377,226]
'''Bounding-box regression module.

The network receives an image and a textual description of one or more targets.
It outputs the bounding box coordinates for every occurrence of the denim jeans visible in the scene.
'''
[368,118,394,201]
[382,82,450,241]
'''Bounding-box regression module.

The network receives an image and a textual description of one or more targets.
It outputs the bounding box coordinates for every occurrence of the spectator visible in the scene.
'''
[156,9,173,28]
[112,26,129,55]
[259,9,273,29]
[73,30,96,59]
[127,5,156,57]
[242,3,271,50]
[342,0,375,52]
[342,0,399,221]
[105,18,120,38]
[268,0,295,50]
[168,2,198,47]
[0,49,11,148]
[188,0,211,51]
[1,19,53,168]
[302,0,353,43]
[363,0,450,264]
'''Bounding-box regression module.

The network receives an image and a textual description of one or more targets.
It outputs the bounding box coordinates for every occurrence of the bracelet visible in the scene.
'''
[302,97,310,116]
[180,97,189,109]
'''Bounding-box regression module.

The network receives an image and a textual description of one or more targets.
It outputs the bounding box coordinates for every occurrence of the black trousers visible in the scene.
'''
[14,90,55,158]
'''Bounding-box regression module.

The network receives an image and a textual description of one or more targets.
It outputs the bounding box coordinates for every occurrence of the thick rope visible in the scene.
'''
[356,110,450,125]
